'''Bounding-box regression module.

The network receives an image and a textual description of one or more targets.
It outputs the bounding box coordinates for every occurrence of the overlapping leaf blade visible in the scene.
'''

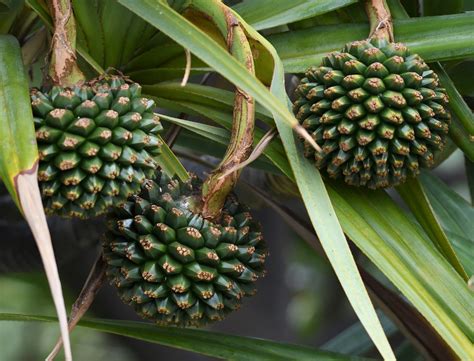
[157,110,290,177]
[397,178,468,281]
[322,313,397,355]
[0,35,37,205]
[420,171,474,273]
[159,114,231,144]
[144,82,274,122]
[326,183,473,358]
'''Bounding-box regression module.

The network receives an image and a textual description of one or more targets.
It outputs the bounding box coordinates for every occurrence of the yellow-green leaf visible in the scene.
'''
[0,35,72,361]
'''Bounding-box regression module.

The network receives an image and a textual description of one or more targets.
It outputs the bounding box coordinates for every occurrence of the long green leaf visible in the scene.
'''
[155,99,291,177]
[159,113,231,144]
[397,177,468,281]
[0,35,36,206]
[234,11,397,361]
[155,134,189,181]
[0,35,72,361]
[143,82,274,122]
[233,0,357,30]
[445,231,474,276]
[420,171,474,255]
[268,13,474,72]
[0,313,370,361]
[95,0,159,68]
[327,184,473,359]
[72,0,105,66]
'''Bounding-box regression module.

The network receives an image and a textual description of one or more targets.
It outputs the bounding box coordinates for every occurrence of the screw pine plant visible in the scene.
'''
[0,0,472,360]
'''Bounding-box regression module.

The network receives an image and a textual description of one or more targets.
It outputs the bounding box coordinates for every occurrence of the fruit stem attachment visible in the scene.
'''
[365,0,394,42]
[190,0,255,220]
[49,0,84,86]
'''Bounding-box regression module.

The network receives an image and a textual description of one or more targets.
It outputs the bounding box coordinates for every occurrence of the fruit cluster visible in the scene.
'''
[32,77,163,218]
[294,39,450,188]
[103,171,268,326]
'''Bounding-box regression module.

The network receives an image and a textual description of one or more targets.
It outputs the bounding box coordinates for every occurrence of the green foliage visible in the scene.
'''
[397,177,468,280]
[234,0,358,30]
[268,13,474,72]
[1,312,371,361]
[0,0,473,360]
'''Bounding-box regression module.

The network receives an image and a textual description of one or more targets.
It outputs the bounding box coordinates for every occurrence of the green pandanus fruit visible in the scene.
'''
[102,171,268,326]
[31,76,163,218]
[293,38,450,189]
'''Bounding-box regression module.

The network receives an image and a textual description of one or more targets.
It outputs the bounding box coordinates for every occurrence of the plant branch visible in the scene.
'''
[187,0,255,219]
[48,0,84,86]
[365,0,394,42]
[46,254,106,360]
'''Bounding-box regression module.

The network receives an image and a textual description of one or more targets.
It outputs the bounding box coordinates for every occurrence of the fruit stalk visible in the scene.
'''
[48,0,84,86]
[365,0,394,42]
[197,1,256,219]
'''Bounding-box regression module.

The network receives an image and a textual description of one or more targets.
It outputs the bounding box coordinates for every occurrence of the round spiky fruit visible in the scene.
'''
[31,76,163,218]
[293,38,450,189]
[102,171,268,327]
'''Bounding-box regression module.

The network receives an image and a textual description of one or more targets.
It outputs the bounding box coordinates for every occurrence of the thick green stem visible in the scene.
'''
[48,0,84,86]
[365,0,394,42]
[186,0,256,219]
